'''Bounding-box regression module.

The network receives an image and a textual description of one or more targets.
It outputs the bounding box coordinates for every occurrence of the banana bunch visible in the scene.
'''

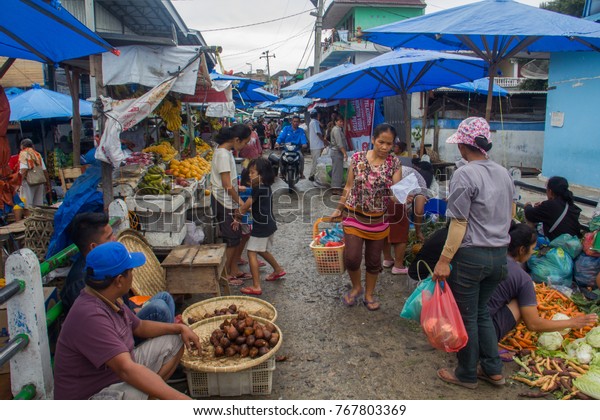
[143,141,177,162]
[194,137,214,161]
[156,99,182,131]
[138,165,171,195]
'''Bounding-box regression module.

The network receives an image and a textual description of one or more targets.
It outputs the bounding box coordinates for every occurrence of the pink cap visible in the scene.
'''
[446,117,491,156]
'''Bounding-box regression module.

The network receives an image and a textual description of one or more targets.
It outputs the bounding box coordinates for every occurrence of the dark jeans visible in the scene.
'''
[447,246,508,383]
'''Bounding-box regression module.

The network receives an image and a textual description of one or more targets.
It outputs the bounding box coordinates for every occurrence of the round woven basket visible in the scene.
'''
[182,296,277,325]
[181,315,282,373]
[117,229,166,297]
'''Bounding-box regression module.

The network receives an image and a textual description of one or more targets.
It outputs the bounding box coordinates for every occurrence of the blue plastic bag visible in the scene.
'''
[574,254,600,288]
[400,276,436,321]
[527,247,574,287]
[549,234,583,259]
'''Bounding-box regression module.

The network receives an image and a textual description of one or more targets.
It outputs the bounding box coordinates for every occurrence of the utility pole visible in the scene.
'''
[260,50,275,91]
[312,0,325,74]
[246,62,252,74]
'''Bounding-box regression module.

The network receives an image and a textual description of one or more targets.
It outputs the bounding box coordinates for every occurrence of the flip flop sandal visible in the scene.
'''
[227,277,244,286]
[362,297,381,311]
[234,272,253,280]
[341,290,363,307]
[237,259,248,265]
[437,368,478,389]
[258,261,267,268]
[240,287,262,296]
[476,367,505,386]
[498,349,514,363]
[265,271,286,281]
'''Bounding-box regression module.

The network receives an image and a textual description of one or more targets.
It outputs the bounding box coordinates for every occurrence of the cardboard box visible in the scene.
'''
[0,287,57,375]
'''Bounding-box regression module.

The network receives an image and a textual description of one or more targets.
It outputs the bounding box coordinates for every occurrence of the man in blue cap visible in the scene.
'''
[54,242,200,400]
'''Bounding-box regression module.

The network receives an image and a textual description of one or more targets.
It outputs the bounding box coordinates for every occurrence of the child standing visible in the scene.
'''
[236,157,285,295]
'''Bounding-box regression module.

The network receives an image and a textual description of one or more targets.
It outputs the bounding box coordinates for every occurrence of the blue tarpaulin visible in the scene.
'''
[2,0,116,64]
[450,77,508,97]
[46,162,104,258]
[270,95,314,109]
[9,85,93,121]
[233,87,279,105]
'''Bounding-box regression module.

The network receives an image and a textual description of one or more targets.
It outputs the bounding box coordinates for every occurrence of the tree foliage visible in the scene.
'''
[540,0,585,17]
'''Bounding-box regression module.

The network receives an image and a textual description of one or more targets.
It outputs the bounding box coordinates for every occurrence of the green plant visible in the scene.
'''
[411,125,422,143]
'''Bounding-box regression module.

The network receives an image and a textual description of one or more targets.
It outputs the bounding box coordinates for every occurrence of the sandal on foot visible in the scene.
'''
[382,259,395,268]
[240,286,262,296]
[266,271,286,281]
[498,349,515,363]
[341,290,363,307]
[477,367,505,386]
[362,297,381,311]
[437,368,478,389]
[258,261,267,268]
[227,276,244,286]
[233,272,252,280]
[237,258,248,265]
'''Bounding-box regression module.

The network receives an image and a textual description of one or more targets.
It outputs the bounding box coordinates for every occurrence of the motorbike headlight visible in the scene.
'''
[285,144,295,151]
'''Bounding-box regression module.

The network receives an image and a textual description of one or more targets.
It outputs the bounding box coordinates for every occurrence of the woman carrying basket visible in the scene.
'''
[330,124,402,311]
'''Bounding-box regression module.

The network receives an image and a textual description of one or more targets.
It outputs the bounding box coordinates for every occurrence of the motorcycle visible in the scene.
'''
[269,142,302,193]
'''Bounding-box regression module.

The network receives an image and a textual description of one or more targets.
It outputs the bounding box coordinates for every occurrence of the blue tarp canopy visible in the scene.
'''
[210,71,265,91]
[270,95,314,109]
[281,63,354,93]
[233,87,279,105]
[450,77,507,97]
[8,85,93,121]
[2,0,116,63]
[305,49,486,99]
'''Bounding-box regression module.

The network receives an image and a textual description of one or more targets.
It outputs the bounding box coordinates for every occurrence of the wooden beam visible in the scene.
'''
[65,65,82,167]
[0,58,16,79]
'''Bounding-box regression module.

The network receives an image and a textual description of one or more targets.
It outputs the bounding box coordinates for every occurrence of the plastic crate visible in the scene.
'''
[185,358,276,397]
[136,204,186,232]
[141,223,187,247]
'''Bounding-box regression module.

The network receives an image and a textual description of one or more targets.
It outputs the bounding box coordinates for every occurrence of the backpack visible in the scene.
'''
[26,163,46,186]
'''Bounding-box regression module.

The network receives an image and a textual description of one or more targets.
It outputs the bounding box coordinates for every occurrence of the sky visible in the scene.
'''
[172,0,545,75]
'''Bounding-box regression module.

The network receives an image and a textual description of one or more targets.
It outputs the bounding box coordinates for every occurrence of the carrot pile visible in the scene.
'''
[512,350,592,399]
[499,283,592,352]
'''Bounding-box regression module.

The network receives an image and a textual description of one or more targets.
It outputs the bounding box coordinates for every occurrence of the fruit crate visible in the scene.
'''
[185,357,276,397]
[136,204,186,232]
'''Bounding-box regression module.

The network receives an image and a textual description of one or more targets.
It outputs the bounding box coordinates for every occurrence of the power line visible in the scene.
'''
[222,24,314,59]
[201,9,315,32]
[296,23,315,71]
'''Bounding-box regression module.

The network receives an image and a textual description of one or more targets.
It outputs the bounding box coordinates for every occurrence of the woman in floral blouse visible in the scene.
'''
[331,124,402,310]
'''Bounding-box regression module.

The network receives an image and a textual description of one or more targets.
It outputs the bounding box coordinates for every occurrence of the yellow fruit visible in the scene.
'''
[204,189,211,196]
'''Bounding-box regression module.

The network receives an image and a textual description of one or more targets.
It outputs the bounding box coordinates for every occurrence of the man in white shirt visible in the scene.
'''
[308,111,327,182]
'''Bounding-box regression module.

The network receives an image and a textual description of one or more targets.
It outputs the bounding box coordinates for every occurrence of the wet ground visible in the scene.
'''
[180,155,536,400]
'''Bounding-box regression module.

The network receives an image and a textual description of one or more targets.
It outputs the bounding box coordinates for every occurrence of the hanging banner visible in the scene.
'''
[95,76,178,167]
[345,99,375,151]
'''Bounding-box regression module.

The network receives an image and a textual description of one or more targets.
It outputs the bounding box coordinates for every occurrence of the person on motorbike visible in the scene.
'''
[275,115,308,178]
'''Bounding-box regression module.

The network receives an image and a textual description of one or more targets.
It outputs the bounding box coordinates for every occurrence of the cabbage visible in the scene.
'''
[565,338,587,358]
[586,326,600,348]
[576,343,594,364]
[538,332,563,351]
[574,367,600,399]
[551,313,571,335]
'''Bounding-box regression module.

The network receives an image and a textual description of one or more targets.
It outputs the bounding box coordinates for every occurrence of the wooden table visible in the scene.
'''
[161,244,229,296]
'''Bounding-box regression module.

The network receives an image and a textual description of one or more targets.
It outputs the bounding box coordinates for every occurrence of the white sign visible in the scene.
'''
[550,112,564,128]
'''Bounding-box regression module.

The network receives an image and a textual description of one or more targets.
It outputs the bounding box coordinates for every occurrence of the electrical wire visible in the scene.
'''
[201,9,315,32]
[296,23,315,71]
[221,24,314,59]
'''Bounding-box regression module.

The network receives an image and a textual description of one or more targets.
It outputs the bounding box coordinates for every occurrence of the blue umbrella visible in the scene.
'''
[210,71,266,91]
[362,0,600,119]
[270,95,314,109]
[281,63,354,93]
[450,77,507,97]
[9,85,93,121]
[2,0,116,64]
[305,48,486,144]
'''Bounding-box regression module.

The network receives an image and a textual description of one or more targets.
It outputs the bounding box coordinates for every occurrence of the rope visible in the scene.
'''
[128,211,139,230]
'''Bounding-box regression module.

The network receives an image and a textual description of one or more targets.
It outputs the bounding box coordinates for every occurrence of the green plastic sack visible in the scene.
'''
[400,276,436,321]
[549,234,583,259]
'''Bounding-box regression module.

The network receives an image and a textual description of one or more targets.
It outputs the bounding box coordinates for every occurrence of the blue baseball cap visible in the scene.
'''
[85,242,146,284]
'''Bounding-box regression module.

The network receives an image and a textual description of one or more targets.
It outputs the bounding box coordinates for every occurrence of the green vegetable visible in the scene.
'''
[574,367,600,400]
[538,331,563,351]
[587,326,600,348]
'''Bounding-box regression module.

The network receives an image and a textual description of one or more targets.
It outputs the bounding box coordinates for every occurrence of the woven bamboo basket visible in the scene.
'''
[117,229,166,297]
[182,296,277,325]
[24,206,57,261]
[181,315,282,373]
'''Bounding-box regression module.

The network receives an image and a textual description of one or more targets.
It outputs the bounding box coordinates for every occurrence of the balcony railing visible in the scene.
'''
[495,77,525,88]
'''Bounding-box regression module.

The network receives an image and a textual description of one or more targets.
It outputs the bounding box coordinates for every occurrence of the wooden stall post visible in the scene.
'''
[65,65,82,167]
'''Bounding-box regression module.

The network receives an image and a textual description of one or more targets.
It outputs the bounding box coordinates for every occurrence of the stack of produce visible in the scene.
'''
[312,223,344,248]
[209,311,279,359]
[53,149,73,169]
[156,99,182,131]
[188,304,238,324]
[143,141,177,162]
[511,326,600,399]
[137,165,171,195]
[499,283,592,352]
[195,137,214,161]
[168,156,210,180]
[124,152,154,166]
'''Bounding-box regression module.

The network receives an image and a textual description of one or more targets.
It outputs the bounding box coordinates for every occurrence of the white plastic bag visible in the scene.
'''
[184,222,205,245]
[391,173,421,204]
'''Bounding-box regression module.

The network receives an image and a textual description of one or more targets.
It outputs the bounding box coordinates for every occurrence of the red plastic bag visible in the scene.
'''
[420,281,468,352]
